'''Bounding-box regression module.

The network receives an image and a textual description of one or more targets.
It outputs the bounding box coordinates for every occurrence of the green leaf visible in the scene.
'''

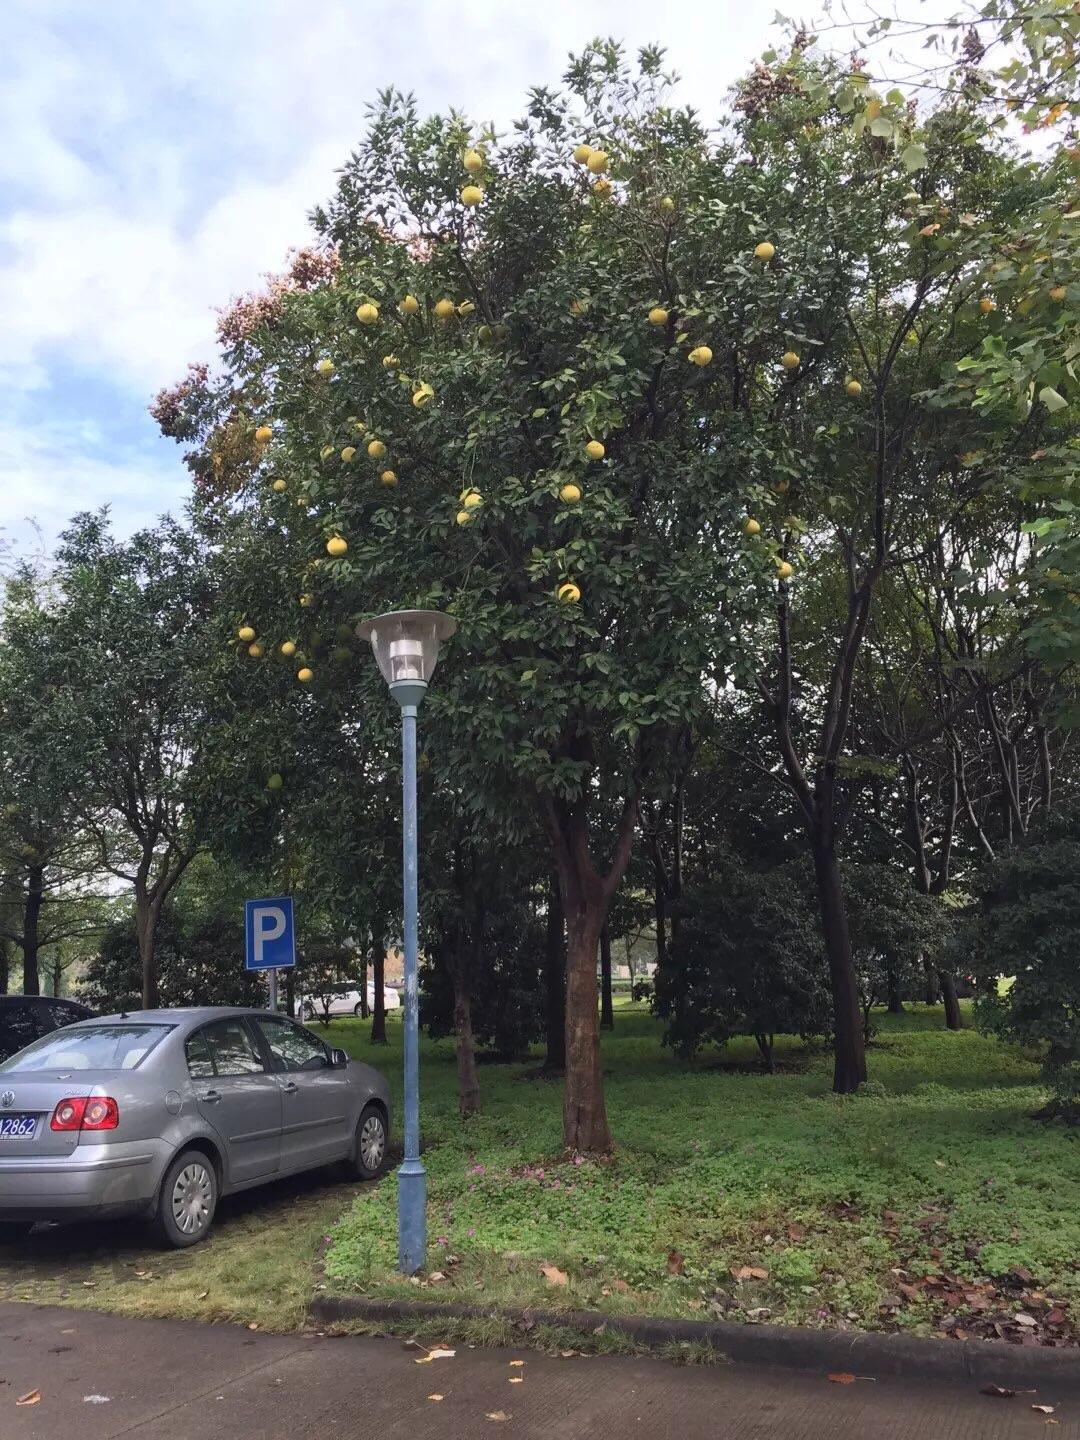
[901,143,928,171]
[1040,386,1068,413]
[869,117,894,138]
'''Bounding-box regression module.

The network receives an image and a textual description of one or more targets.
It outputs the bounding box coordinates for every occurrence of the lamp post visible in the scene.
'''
[356,609,457,1275]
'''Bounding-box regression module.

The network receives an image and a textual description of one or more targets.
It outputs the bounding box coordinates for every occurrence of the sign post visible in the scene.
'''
[244,896,296,1013]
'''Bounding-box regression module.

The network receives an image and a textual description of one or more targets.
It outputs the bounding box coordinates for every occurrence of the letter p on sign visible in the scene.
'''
[244,896,296,971]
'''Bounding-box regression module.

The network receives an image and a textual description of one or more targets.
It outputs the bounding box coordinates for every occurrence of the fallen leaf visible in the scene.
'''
[559,1350,577,1358]
[414,1348,456,1365]
[16,1390,41,1407]
[667,1250,685,1276]
[486,1411,509,1422]
[509,1360,525,1367]
[509,1377,523,1384]
[828,1373,856,1385]
[247,1323,259,1332]
[786,1222,807,1242]
[610,1278,631,1293]
[429,1271,446,1282]
[197,1291,209,1301]
[1015,1313,1038,1327]
[82,1395,111,1405]
[1033,1405,1055,1415]
[981,1385,1016,1398]
[427,1394,443,1403]
[540,1263,568,1287]
[731,1265,769,1281]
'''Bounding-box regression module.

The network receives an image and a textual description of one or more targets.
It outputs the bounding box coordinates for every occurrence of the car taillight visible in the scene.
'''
[50,1097,119,1132]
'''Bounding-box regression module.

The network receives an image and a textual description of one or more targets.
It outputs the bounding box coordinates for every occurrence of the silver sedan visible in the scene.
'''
[0,1006,391,1247]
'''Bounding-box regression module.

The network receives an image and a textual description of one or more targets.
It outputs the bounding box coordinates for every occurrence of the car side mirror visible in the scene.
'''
[330,1048,349,1069]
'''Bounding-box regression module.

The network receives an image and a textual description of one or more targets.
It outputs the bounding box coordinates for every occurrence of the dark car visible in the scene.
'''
[0,996,93,1065]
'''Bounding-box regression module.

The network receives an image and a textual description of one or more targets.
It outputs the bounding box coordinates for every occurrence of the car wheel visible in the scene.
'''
[353,1002,365,1018]
[345,1103,387,1181]
[153,1149,218,1249]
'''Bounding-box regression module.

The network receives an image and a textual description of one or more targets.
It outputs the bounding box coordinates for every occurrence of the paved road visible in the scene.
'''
[1,1302,1077,1438]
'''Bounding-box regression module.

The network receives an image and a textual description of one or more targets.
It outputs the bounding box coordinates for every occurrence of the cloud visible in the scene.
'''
[0,0,773,549]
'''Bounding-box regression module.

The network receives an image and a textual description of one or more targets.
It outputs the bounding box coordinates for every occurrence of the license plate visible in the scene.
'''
[0,1115,37,1139]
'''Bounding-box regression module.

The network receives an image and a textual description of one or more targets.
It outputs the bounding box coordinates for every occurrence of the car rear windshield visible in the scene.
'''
[0,1024,172,1073]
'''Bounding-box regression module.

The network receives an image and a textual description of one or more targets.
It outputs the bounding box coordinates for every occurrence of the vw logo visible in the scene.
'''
[0,1091,14,1109]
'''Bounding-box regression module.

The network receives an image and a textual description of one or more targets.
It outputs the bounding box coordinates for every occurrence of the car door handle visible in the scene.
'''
[280,1080,298,1094]
[199,1089,221,1104]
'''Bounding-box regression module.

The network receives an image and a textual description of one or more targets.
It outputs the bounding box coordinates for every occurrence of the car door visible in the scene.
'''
[186,1018,282,1186]
[250,1015,353,1173]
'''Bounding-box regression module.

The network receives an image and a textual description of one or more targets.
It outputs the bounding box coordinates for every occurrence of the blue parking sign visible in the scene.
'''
[244,896,296,971]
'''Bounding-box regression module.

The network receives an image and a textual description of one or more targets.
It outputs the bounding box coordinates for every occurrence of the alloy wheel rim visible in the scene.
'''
[172,1162,213,1234]
[359,1115,385,1168]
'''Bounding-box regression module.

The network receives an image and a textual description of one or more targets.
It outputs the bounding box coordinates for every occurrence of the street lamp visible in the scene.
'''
[356,609,457,1274]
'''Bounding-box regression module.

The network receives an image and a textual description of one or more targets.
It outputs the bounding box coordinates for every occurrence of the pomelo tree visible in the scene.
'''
[155,45,770,1150]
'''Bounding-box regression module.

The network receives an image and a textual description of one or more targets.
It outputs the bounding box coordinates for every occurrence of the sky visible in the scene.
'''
[1,0,947,558]
[0,1,789,556]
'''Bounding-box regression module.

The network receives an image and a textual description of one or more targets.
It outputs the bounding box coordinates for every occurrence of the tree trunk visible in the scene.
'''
[359,948,370,1019]
[812,842,866,1093]
[51,960,62,998]
[886,967,904,1014]
[939,970,963,1030]
[371,936,387,1045]
[21,865,44,997]
[134,893,160,1009]
[543,789,635,1154]
[924,968,939,1006]
[453,970,481,1118]
[0,939,7,995]
[563,906,611,1152]
[755,1033,775,1072]
[543,872,566,1072]
[599,925,614,1030]
[652,848,668,975]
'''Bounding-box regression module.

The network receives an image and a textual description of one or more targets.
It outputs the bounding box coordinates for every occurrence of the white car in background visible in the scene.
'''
[296,983,400,1021]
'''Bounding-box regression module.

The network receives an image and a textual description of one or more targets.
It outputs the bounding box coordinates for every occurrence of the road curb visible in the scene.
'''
[311,1293,1080,1387]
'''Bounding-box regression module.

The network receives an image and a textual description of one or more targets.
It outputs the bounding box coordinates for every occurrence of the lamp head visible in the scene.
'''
[356,609,458,688]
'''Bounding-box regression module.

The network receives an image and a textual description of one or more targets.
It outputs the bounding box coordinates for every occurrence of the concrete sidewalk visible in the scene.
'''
[1,1302,1077,1439]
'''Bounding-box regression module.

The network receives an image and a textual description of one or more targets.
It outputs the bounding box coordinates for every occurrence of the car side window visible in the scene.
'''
[200,1018,265,1077]
[47,1001,86,1029]
[0,1002,40,1058]
[185,1029,216,1080]
[253,1016,329,1072]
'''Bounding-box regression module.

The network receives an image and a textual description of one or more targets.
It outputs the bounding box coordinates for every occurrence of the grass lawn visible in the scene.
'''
[2,1001,1076,1348]
[325,1002,1080,1344]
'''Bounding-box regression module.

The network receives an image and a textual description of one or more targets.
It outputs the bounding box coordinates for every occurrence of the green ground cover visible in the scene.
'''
[1,1002,1075,1346]
[325,1003,1080,1341]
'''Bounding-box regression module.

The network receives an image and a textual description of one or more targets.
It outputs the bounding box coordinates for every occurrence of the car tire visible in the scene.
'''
[344,1103,388,1181]
[152,1149,218,1249]
[353,1002,366,1018]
